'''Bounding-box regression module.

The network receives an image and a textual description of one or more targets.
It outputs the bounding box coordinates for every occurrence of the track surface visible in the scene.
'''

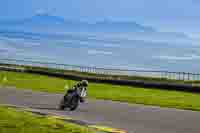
[1,87,200,133]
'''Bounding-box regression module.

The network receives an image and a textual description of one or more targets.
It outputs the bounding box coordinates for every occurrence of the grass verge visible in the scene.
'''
[2,63,200,84]
[1,70,200,111]
[0,105,94,133]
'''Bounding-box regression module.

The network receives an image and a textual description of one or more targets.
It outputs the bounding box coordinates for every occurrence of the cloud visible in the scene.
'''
[154,54,200,61]
[87,49,113,55]
[35,9,49,15]
[191,0,200,3]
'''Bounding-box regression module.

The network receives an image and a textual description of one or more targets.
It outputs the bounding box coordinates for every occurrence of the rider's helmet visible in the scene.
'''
[81,80,88,87]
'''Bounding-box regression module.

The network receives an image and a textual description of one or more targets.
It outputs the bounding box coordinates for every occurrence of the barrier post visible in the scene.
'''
[178,72,181,80]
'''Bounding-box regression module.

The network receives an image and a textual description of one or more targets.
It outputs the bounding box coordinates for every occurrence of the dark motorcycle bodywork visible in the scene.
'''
[59,89,85,111]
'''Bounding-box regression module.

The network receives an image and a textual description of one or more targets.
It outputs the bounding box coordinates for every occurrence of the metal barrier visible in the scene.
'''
[0,58,200,81]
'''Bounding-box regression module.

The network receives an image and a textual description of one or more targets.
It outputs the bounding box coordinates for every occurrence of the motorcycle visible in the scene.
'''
[59,86,87,111]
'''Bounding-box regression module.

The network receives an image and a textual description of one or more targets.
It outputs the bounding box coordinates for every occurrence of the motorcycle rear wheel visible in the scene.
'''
[59,97,66,110]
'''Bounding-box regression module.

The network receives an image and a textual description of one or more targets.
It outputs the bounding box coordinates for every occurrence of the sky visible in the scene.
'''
[0,0,200,36]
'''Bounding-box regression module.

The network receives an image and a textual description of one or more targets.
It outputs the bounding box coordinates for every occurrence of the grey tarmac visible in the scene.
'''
[0,87,200,133]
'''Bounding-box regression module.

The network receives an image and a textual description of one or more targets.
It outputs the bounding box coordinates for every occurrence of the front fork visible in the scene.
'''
[80,97,85,103]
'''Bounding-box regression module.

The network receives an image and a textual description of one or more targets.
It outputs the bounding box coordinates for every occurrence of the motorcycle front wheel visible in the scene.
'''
[69,96,79,111]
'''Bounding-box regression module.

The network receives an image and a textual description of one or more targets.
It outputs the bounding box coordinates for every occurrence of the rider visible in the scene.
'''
[65,80,88,102]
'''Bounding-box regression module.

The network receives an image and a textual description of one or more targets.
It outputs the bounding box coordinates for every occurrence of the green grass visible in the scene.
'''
[1,70,200,111]
[0,106,94,133]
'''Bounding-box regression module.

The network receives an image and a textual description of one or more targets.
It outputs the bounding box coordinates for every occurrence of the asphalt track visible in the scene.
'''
[0,87,200,133]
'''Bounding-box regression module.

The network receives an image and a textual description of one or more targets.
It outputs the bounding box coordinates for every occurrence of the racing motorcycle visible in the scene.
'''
[59,81,88,111]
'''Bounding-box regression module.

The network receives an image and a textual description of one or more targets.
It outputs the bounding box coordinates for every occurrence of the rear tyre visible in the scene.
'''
[59,97,66,110]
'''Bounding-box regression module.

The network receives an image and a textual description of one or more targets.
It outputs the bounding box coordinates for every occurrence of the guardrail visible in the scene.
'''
[0,58,200,81]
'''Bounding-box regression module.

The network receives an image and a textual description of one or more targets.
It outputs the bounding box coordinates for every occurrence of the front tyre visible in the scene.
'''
[69,96,79,111]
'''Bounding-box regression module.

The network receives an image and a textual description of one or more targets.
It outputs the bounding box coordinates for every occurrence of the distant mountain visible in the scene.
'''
[22,13,65,25]
[0,13,65,25]
[92,20,155,32]
[0,13,190,42]
[0,14,156,32]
